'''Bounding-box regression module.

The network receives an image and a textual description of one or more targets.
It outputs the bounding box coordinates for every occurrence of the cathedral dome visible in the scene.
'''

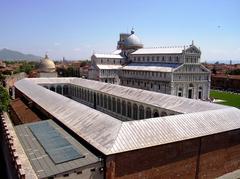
[39,54,56,73]
[124,30,143,49]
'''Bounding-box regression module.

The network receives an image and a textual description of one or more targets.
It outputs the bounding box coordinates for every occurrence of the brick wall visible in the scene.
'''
[106,130,240,179]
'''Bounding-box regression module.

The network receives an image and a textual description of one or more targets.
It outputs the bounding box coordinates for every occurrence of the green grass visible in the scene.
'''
[210,90,240,108]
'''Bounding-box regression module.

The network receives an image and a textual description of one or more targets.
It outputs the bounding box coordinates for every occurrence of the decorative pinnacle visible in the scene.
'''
[45,52,48,59]
[131,27,135,34]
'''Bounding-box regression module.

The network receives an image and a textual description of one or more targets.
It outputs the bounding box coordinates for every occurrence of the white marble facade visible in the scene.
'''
[89,30,210,100]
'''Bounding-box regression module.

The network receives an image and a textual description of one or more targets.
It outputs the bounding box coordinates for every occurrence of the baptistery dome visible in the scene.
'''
[39,54,56,73]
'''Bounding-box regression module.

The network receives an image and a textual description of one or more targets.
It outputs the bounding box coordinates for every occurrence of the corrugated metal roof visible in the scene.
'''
[131,47,185,55]
[93,53,123,59]
[14,78,240,155]
[28,78,226,114]
[15,120,101,178]
[97,64,122,70]
[122,63,180,72]
[111,108,240,153]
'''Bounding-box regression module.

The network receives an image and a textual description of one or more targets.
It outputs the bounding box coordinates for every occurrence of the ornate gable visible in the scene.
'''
[185,45,201,54]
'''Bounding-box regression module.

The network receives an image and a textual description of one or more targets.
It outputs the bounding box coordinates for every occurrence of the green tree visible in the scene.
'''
[0,85,10,112]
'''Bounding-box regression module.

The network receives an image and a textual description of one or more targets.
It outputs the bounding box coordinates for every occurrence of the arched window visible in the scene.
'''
[188,83,194,99]
[112,97,116,112]
[117,99,121,114]
[75,86,77,96]
[108,96,112,110]
[178,87,183,97]
[153,110,159,117]
[198,86,203,99]
[133,104,138,120]
[97,94,99,105]
[63,85,68,95]
[139,105,144,119]
[90,91,93,103]
[146,107,151,118]
[100,94,103,107]
[104,95,107,108]
[81,88,84,99]
[56,86,62,94]
[122,100,126,116]
[161,111,167,117]
[127,102,132,118]
[87,90,90,102]
[50,86,55,92]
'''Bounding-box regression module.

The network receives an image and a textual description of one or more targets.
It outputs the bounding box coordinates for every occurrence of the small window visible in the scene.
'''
[63,174,69,177]
[76,171,82,175]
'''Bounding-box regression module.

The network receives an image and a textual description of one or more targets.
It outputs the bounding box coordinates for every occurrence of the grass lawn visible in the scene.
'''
[210,90,240,108]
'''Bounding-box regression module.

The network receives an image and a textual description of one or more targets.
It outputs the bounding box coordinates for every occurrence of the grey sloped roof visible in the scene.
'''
[122,63,181,72]
[110,107,240,153]
[29,78,225,114]
[14,78,240,155]
[97,64,122,70]
[131,47,184,55]
[15,79,122,154]
[93,53,123,59]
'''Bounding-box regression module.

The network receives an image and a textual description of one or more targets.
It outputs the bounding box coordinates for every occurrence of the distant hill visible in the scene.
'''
[0,48,42,61]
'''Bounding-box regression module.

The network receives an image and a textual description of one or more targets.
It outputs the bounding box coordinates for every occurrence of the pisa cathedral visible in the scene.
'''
[89,30,211,100]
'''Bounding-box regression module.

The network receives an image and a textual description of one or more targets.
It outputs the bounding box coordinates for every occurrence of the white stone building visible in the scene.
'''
[89,30,211,100]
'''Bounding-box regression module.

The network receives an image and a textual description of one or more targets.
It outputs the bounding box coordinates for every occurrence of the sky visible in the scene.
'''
[0,0,240,62]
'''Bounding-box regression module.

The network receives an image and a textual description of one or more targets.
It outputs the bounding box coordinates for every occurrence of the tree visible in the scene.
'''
[0,85,10,112]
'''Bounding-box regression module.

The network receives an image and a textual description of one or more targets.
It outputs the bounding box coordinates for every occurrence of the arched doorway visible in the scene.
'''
[133,104,138,120]
[50,86,55,92]
[153,110,159,117]
[146,107,152,118]
[160,111,167,117]
[188,84,194,99]
[139,105,144,119]
[198,86,203,99]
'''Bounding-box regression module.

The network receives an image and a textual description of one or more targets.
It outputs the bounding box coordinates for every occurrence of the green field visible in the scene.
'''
[210,90,240,108]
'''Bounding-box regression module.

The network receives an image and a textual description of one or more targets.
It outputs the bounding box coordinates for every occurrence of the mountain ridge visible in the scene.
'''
[0,48,42,61]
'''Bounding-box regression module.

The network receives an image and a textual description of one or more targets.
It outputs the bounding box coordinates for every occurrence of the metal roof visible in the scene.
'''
[14,78,240,155]
[15,120,100,178]
[93,53,123,59]
[131,47,185,55]
[24,78,226,114]
[122,63,180,72]
[97,64,122,70]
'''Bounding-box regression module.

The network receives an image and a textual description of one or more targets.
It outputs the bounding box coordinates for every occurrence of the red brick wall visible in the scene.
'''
[106,130,240,179]
[106,139,199,179]
[198,130,240,179]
